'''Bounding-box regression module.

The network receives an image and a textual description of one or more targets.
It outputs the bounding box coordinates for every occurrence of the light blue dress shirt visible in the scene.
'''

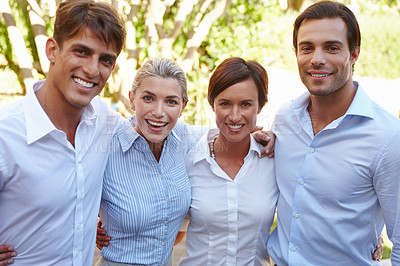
[267,82,400,265]
[99,119,197,265]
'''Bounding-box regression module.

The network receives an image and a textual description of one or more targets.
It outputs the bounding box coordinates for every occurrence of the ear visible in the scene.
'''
[46,37,58,64]
[257,105,262,115]
[179,101,188,117]
[129,91,136,111]
[350,47,360,65]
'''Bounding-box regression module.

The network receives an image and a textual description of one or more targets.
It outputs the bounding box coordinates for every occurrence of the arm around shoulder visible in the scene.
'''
[0,245,16,266]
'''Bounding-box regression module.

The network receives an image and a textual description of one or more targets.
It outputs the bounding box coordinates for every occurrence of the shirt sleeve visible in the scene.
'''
[0,147,9,191]
[373,130,400,265]
[175,119,210,151]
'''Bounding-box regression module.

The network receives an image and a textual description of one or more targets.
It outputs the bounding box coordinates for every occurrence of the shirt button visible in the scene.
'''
[292,246,297,252]
[310,147,315,153]
[295,213,300,218]
[159,174,162,179]
[164,220,167,225]
[299,180,305,185]
[161,241,165,246]
[165,198,169,202]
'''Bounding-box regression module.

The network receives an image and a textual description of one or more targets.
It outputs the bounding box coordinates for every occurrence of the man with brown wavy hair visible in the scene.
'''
[0,0,126,265]
[268,1,400,265]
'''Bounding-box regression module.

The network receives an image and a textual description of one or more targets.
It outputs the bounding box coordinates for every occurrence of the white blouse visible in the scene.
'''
[180,129,278,266]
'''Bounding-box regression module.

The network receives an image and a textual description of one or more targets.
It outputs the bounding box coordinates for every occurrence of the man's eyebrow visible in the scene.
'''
[72,43,117,61]
[72,43,94,53]
[298,41,313,46]
[325,40,344,46]
[298,40,344,46]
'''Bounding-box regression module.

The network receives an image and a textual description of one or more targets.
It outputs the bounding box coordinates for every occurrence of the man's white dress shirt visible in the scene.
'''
[0,80,125,265]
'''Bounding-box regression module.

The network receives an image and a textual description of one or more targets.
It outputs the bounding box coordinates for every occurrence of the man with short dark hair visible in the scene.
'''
[0,0,126,265]
[268,1,400,265]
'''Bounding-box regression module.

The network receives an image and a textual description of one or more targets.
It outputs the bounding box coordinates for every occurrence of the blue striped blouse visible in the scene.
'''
[99,119,197,265]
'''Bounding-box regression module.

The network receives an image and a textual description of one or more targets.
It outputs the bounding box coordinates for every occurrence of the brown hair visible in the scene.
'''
[293,1,361,54]
[54,0,126,55]
[208,57,268,108]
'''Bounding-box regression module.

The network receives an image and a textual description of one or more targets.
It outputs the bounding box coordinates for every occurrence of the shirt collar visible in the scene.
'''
[345,82,374,119]
[191,128,262,164]
[24,80,98,145]
[117,117,183,153]
[291,81,374,119]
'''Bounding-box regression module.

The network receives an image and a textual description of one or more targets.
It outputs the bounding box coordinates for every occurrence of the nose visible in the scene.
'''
[83,56,100,77]
[152,101,166,117]
[310,48,325,66]
[229,105,241,122]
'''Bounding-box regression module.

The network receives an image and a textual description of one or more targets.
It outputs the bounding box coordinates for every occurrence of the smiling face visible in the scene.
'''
[213,79,261,144]
[46,27,117,110]
[296,17,359,97]
[130,76,186,145]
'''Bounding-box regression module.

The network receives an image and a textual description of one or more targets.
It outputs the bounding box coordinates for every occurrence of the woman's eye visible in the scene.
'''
[144,96,152,101]
[168,100,178,105]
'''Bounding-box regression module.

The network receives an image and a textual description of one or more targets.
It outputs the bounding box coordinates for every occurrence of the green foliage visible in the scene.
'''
[16,0,41,68]
[201,0,296,72]
[0,19,13,69]
[383,245,392,260]
[203,0,400,80]
[357,6,400,78]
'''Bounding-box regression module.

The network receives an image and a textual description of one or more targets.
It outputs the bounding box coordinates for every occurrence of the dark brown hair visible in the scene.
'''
[293,1,361,53]
[54,0,126,55]
[208,57,268,108]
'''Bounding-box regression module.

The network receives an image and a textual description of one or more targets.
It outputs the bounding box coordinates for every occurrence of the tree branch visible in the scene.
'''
[182,0,231,71]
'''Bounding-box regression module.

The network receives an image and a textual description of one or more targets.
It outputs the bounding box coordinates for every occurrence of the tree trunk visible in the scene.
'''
[182,0,231,72]
[27,0,49,75]
[1,0,35,94]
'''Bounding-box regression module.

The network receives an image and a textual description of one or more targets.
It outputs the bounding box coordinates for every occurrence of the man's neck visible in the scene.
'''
[35,82,85,147]
[307,82,357,135]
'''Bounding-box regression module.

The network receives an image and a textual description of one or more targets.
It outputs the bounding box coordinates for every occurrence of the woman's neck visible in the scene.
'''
[147,140,164,162]
[211,134,251,180]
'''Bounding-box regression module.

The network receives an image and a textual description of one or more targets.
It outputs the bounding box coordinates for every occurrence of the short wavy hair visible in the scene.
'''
[54,0,126,55]
[293,1,361,54]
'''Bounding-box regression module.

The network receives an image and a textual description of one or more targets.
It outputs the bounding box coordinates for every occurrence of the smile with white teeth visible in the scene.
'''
[147,120,167,127]
[310,73,329,77]
[74,77,94,88]
[227,124,244,129]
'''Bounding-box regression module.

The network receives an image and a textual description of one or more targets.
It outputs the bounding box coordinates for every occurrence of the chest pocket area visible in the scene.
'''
[169,162,190,192]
